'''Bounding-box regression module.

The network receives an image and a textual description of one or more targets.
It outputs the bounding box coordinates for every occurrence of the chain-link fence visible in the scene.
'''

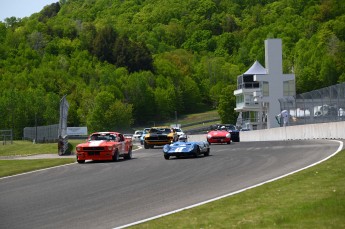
[279,82,345,126]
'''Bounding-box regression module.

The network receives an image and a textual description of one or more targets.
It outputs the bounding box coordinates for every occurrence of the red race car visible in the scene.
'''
[76,132,133,163]
[207,129,231,144]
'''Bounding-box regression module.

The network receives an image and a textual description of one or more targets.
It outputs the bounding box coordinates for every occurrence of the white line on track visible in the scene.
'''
[114,140,343,229]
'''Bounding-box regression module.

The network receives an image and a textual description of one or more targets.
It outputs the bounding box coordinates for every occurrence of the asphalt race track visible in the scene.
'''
[0,140,341,229]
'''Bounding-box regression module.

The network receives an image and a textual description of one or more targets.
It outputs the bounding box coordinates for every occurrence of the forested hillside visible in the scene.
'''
[0,0,344,138]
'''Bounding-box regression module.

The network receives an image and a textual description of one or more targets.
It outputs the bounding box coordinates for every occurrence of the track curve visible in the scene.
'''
[0,140,341,229]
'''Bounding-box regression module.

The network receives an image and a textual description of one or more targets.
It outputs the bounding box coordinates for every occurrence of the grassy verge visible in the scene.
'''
[0,159,76,178]
[182,121,217,132]
[0,140,82,178]
[131,149,345,228]
[177,110,220,126]
[0,140,60,156]
[0,139,84,156]
[135,110,220,130]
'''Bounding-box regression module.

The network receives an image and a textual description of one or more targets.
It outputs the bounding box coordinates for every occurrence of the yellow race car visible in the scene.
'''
[144,126,178,149]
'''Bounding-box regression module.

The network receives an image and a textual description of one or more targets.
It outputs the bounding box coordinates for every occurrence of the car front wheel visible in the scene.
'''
[194,147,200,158]
[204,148,210,157]
[112,150,120,161]
[124,146,132,160]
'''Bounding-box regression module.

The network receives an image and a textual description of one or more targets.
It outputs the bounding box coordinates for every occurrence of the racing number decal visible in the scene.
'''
[176,147,185,152]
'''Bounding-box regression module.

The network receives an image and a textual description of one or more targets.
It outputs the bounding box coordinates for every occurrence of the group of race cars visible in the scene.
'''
[131,127,186,146]
[75,124,240,163]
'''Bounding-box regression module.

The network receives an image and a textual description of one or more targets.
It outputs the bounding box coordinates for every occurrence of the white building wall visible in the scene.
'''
[253,39,295,129]
[265,39,283,128]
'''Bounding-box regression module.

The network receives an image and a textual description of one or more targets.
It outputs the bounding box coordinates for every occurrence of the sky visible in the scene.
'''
[0,0,58,22]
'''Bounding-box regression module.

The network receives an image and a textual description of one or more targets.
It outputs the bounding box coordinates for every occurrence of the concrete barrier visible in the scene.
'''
[186,121,345,142]
[187,134,207,142]
[240,121,345,142]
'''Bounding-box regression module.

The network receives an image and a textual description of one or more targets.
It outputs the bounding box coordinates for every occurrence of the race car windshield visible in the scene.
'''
[150,128,171,134]
[163,128,172,133]
[89,134,115,141]
[226,125,236,131]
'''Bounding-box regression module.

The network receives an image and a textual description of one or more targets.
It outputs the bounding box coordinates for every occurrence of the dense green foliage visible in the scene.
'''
[0,0,344,138]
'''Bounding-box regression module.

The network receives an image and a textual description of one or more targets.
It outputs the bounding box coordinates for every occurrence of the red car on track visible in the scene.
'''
[207,129,231,144]
[76,132,133,163]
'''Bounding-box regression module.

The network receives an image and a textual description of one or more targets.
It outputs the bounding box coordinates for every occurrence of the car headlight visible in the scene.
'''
[76,146,82,151]
[107,146,113,151]
[207,134,211,139]
[226,133,231,138]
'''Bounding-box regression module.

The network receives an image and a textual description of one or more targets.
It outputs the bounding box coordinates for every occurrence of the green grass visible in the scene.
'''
[131,149,345,229]
[0,159,76,177]
[0,140,60,156]
[177,110,220,125]
[181,121,217,131]
[0,139,84,156]
[156,110,220,131]
[0,140,84,178]
[130,110,221,132]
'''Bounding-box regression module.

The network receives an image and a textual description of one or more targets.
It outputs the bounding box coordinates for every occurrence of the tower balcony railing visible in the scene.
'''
[237,82,260,90]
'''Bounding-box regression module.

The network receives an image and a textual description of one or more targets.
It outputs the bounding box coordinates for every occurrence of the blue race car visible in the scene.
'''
[163,141,210,160]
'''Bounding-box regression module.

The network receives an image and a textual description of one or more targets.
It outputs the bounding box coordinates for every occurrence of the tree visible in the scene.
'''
[92,25,117,63]
[180,76,203,113]
[161,20,186,48]
[79,22,96,51]
[39,2,61,22]
[217,84,238,124]
[214,32,239,56]
[154,86,175,121]
[106,100,133,131]
[113,36,153,72]
[121,71,155,125]
[182,30,213,53]
[87,91,133,132]
[4,17,21,28]
[28,31,45,52]
[87,91,113,132]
